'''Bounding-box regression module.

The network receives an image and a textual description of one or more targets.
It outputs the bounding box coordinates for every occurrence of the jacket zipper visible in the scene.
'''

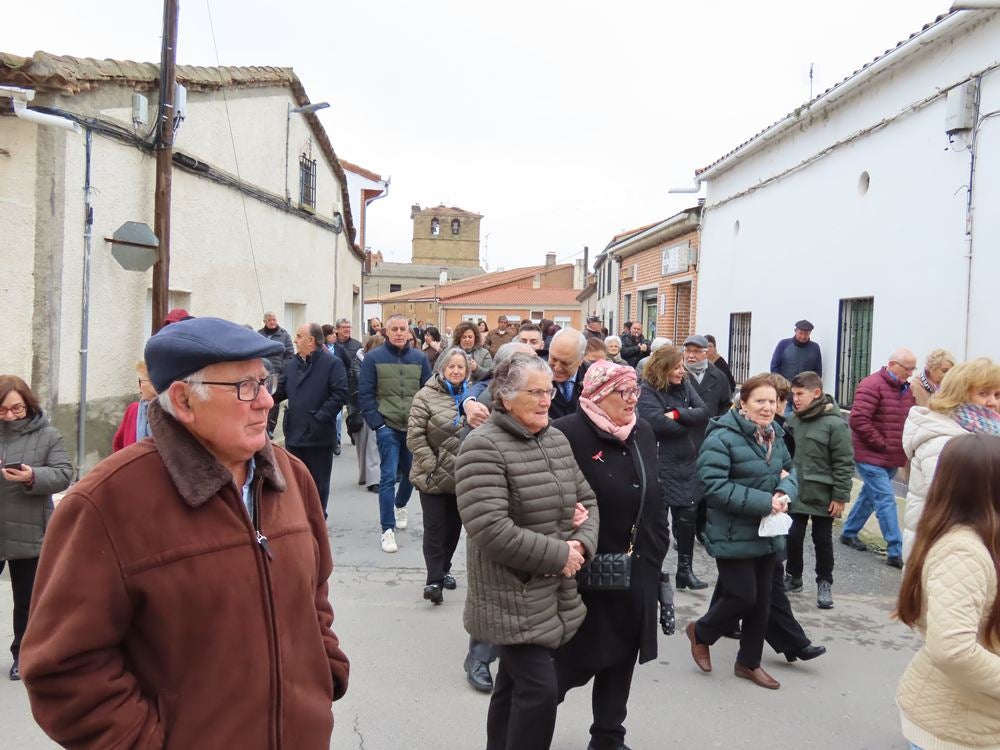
[248,477,282,749]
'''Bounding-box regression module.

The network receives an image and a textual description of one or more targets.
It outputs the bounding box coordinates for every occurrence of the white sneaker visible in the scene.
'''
[394,507,408,529]
[381,529,398,553]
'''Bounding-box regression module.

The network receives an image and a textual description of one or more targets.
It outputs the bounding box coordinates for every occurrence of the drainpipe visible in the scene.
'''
[77,128,94,475]
[359,177,390,328]
[10,94,82,134]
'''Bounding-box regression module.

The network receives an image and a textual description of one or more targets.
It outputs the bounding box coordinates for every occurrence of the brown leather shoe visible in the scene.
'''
[734,662,780,689]
[686,622,712,672]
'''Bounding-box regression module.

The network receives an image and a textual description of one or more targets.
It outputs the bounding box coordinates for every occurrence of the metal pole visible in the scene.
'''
[152,0,179,335]
[77,128,93,476]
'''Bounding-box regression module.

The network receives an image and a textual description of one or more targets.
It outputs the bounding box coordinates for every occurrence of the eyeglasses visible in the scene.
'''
[521,387,557,401]
[0,403,26,417]
[614,387,642,400]
[138,378,151,387]
[190,374,278,402]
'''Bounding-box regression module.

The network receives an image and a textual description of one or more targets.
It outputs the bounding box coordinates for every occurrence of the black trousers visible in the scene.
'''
[266,398,284,436]
[786,513,834,583]
[469,637,500,664]
[671,505,698,559]
[1,557,39,658]
[287,445,334,517]
[696,554,776,669]
[419,491,462,585]
[555,648,637,750]
[487,644,559,750]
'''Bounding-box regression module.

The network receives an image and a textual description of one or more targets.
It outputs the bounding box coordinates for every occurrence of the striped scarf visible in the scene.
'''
[953,403,1000,436]
[739,411,775,460]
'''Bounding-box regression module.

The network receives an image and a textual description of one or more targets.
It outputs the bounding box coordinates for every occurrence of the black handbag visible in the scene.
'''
[576,447,647,592]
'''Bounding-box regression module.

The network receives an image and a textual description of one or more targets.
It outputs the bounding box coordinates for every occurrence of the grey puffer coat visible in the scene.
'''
[456,411,599,650]
[0,411,73,559]
[406,376,466,495]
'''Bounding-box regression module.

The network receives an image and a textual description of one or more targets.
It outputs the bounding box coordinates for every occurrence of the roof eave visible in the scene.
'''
[696,10,973,183]
[609,209,700,261]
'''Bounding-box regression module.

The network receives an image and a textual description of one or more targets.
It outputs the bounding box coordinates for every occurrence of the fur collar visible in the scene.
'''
[147,401,287,507]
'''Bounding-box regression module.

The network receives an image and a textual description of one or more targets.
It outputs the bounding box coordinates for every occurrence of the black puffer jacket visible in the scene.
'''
[637,379,710,507]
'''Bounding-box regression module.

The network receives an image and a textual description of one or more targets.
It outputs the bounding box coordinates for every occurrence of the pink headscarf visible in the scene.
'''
[579,360,637,442]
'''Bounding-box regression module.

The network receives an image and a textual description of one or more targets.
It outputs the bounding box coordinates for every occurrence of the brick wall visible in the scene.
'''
[617,228,699,340]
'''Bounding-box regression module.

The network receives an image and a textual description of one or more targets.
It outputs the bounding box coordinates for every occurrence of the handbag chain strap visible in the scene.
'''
[625,437,649,555]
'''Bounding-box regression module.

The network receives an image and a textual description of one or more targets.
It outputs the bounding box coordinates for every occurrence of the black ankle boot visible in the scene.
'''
[676,555,709,590]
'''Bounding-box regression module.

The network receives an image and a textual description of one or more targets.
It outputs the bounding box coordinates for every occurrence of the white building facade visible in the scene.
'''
[694,10,1000,404]
[593,248,620,336]
[0,52,365,468]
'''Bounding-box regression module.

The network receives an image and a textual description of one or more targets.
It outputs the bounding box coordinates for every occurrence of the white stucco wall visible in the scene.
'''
[1,79,361,467]
[696,11,1000,388]
[0,119,39,380]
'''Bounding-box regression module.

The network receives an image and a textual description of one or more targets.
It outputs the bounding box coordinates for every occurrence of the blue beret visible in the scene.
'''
[145,317,285,393]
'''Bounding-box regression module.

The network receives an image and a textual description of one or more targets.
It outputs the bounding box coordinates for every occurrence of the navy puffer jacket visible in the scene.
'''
[637,379,709,507]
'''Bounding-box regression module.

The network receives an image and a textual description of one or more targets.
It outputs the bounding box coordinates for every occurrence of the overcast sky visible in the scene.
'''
[3,1,949,269]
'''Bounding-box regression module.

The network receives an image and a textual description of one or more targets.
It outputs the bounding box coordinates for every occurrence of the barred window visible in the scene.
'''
[299,154,317,209]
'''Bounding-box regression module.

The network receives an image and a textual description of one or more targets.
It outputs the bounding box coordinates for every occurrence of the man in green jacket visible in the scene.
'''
[784,371,855,609]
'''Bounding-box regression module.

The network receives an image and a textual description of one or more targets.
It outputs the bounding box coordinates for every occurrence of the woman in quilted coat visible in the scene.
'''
[902,357,1000,561]
[686,372,797,691]
[407,347,471,604]
[0,376,73,681]
[637,345,711,590]
[456,353,598,750]
[896,432,1000,750]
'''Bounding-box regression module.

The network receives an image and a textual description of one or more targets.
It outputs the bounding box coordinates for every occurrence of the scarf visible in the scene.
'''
[442,378,468,425]
[953,403,1000,436]
[579,397,635,443]
[135,399,152,442]
[739,410,775,461]
[684,359,709,384]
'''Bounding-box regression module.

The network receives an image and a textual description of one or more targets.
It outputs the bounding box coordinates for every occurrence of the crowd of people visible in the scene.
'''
[2,309,1000,749]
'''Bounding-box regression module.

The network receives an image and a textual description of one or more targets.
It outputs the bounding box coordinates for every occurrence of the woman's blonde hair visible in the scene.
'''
[930,357,1000,414]
[643,346,684,391]
[924,348,956,373]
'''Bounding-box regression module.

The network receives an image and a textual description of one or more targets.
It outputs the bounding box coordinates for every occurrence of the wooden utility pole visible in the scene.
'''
[152,0,179,334]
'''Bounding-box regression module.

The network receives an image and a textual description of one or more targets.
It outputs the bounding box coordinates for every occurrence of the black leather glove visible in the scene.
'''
[658,572,676,636]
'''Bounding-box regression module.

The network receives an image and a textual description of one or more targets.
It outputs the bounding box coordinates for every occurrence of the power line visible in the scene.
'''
[205,0,266,314]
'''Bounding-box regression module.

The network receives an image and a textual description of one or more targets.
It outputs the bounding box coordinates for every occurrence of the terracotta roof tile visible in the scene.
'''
[340,159,384,183]
[376,263,573,303]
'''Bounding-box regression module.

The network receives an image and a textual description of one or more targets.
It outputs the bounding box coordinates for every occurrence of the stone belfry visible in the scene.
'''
[410,204,483,268]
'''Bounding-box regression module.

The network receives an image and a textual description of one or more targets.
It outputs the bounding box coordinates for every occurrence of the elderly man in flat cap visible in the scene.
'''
[770,319,823,382]
[20,318,349,749]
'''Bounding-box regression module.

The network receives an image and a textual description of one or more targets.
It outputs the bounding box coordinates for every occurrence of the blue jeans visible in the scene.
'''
[909,744,925,750]
[842,462,902,558]
[375,427,413,531]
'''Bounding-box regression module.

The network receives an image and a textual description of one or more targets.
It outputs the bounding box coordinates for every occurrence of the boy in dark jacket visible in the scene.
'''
[784,371,855,609]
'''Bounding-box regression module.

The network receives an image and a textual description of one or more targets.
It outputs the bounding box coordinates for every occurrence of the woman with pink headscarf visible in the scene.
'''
[552,360,670,750]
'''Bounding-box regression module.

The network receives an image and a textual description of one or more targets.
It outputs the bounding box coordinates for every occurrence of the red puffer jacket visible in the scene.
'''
[848,368,915,468]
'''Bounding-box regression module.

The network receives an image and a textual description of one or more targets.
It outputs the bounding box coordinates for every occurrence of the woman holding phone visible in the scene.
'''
[0,376,73,680]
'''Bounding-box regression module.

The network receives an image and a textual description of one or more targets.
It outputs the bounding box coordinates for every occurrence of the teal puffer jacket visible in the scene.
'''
[696,410,797,559]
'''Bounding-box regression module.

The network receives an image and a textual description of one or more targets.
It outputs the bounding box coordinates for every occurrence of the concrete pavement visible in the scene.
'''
[2,442,920,749]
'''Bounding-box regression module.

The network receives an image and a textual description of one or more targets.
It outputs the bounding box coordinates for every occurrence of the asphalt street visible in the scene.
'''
[1,442,919,750]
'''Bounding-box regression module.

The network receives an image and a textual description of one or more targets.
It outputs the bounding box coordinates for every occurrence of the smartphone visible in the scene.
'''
[3,462,23,471]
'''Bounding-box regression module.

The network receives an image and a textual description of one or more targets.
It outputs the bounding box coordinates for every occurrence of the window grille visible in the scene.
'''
[298,154,317,209]
[451,219,461,235]
[836,297,874,407]
[728,312,752,384]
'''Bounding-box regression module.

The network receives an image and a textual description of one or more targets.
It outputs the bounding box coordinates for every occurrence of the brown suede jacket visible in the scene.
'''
[20,403,349,750]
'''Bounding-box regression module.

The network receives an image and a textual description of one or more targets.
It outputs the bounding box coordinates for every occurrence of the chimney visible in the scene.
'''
[545,252,556,267]
[439,267,448,284]
[573,259,585,290]
[410,203,422,219]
